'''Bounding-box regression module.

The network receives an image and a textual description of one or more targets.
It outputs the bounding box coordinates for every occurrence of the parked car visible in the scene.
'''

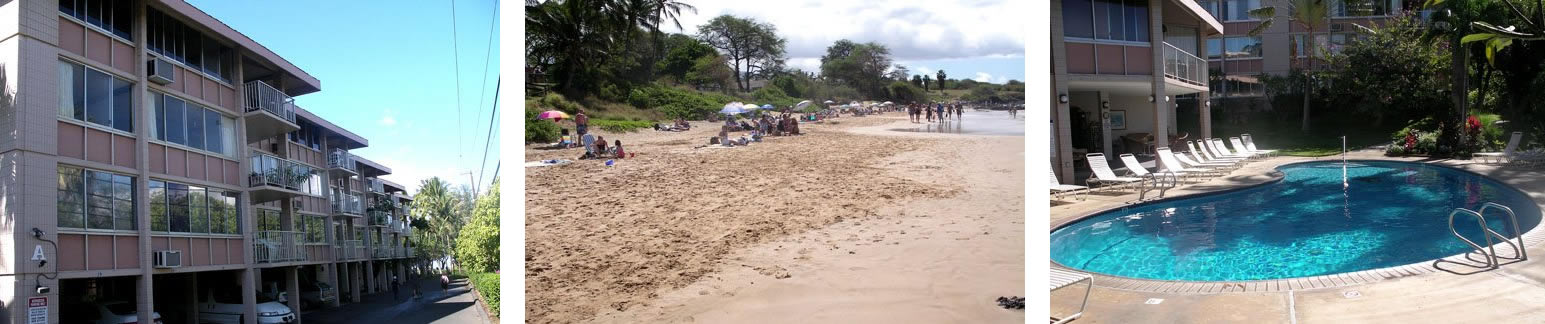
[199,290,295,324]
[299,281,337,308]
[61,300,163,324]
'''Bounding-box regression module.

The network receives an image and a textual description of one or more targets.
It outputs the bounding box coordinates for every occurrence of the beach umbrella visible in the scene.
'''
[795,100,812,109]
[761,104,774,109]
[537,110,570,121]
[720,102,746,115]
[823,100,835,104]
[883,101,894,105]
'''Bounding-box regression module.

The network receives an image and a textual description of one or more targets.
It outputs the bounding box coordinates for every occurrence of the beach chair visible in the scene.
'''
[1051,268,1093,324]
[1157,147,1220,181]
[1189,141,1244,164]
[1122,153,1179,195]
[1475,131,1523,164]
[1175,150,1236,171]
[1050,170,1089,201]
[581,134,597,155]
[1240,134,1278,157]
[1210,138,1252,160]
[1230,137,1266,159]
[1085,153,1144,193]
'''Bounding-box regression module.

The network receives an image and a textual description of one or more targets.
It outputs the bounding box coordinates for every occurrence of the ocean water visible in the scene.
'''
[1050,161,1540,281]
[889,110,1024,136]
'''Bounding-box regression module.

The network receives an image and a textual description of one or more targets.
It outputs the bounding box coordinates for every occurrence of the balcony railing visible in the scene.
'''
[254,231,307,263]
[328,149,358,174]
[244,80,297,123]
[331,190,364,216]
[336,240,362,260]
[367,178,385,195]
[250,153,309,191]
[1163,42,1207,87]
[368,210,392,226]
[374,245,395,258]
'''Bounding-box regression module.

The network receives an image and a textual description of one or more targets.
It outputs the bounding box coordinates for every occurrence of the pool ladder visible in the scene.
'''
[1138,171,1179,201]
[1447,202,1528,269]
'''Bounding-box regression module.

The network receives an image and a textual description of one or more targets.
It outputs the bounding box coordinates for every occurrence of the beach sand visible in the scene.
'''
[525,113,1025,323]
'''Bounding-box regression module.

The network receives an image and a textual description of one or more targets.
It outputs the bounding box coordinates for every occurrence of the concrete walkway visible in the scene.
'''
[1049,150,1545,323]
[301,277,494,324]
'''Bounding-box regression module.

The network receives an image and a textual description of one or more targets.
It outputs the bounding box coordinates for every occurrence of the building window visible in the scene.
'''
[1330,0,1395,17]
[1222,37,1263,59]
[57,166,135,231]
[288,121,323,151]
[149,180,239,234]
[257,209,282,232]
[59,0,133,40]
[151,92,236,157]
[58,60,133,133]
[146,8,233,82]
[1062,0,1148,42]
[305,215,325,243]
[1225,0,1260,21]
[1293,33,1361,58]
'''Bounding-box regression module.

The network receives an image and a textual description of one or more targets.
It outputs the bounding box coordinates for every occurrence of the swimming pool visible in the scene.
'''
[1050,160,1541,282]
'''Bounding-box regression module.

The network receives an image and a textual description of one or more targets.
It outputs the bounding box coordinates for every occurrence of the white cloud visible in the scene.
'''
[379,109,399,127]
[973,72,993,82]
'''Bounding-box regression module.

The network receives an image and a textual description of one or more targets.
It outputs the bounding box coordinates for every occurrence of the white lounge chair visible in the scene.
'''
[1050,170,1088,201]
[1211,138,1254,159]
[1157,147,1220,180]
[1175,150,1236,171]
[1190,141,1244,164]
[1051,268,1093,324]
[1122,153,1180,193]
[1085,153,1145,193]
[1241,134,1278,156]
[1475,131,1523,164]
[1231,137,1268,158]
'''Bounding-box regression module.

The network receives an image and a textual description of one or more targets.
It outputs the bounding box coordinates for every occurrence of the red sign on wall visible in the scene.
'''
[27,297,45,307]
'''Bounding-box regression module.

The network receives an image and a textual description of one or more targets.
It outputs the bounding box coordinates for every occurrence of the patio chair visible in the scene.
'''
[1050,169,1089,201]
[1475,131,1523,164]
[1230,137,1267,158]
[1175,150,1236,171]
[1211,138,1253,159]
[1240,134,1278,157]
[1051,268,1093,324]
[1190,141,1244,164]
[1157,147,1220,180]
[1085,153,1144,193]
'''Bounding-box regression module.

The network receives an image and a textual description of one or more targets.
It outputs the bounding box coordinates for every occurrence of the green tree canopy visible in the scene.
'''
[455,180,500,273]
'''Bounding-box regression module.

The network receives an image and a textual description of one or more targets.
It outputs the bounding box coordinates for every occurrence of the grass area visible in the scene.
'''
[590,118,656,133]
[1215,122,1395,157]
[468,272,500,317]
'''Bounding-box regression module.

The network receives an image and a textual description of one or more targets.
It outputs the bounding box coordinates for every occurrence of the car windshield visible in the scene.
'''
[255,294,276,303]
[104,303,136,315]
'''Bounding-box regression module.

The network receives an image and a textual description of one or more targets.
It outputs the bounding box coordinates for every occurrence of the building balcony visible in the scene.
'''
[1163,42,1208,88]
[331,190,364,217]
[368,210,392,227]
[327,149,358,177]
[253,230,307,263]
[248,152,307,203]
[335,240,363,261]
[366,178,385,195]
[243,80,301,143]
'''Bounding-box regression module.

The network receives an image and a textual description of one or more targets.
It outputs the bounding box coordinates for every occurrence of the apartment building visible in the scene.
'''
[1050,0,1223,182]
[1197,0,1403,110]
[0,1,417,323]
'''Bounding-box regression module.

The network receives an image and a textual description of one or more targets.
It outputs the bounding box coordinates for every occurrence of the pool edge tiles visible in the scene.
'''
[1049,159,1545,293]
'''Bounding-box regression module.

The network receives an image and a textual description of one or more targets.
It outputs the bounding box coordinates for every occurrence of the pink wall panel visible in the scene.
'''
[1127,46,1153,75]
[229,238,244,262]
[174,66,189,94]
[85,30,111,67]
[59,19,86,56]
[1095,44,1125,75]
[206,158,222,184]
[167,148,187,178]
[113,135,135,168]
[225,160,240,186]
[187,153,206,181]
[111,41,134,73]
[221,86,237,112]
[149,144,166,173]
[152,236,169,251]
[190,238,209,266]
[204,78,219,105]
[171,238,190,260]
[57,122,85,159]
[116,236,139,269]
[58,234,86,271]
[1065,43,1096,74]
[87,235,113,270]
[211,238,229,265]
[1224,22,1260,36]
[85,129,112,165]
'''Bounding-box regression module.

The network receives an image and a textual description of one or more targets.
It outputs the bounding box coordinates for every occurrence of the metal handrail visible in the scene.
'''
[1449,208,1500,269]
[328,149,357,172]
[1478,202,1527,261]
[254,230,307,263]
[249,152,308,190]
[243,80,297,123]
[1162,42,1207,87]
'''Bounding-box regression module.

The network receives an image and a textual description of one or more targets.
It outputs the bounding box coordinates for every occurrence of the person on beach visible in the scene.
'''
[925,103,934,122]
[575,109,590,136]
[936,103,945,121]
[613,140,626,158]
[595,135,608,154]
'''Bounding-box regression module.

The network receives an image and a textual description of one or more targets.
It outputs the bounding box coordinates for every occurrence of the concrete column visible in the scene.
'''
[186,274,200,324]
[130,2,156,324]
[1050,0,1076,182]
[241,270,258,324]
[286,267,302,324]
[1149,0,1170,147]
[1198,28,1213,139]
[1098,92,1113,157]
[350,262,361,302]
[325,263,340,307]
[365,259,376,294]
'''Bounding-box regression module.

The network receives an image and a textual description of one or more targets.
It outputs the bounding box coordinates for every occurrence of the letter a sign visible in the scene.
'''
[31,245,45,261]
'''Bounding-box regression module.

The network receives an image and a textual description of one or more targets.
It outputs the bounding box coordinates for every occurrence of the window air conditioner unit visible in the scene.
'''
[1330,23,1344,32]
[147,57,175,85]
[153,250,182,268]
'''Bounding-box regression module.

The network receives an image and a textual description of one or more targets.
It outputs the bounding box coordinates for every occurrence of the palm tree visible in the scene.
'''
[1248,0,1330,132]
[411,177,466,270]
[936,70,947,94]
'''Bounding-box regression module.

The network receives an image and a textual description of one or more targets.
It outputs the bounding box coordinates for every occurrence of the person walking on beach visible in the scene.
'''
[909,103,920,123]
[575,109,590,136]
[925,103,934,122]
[935,103,945,122]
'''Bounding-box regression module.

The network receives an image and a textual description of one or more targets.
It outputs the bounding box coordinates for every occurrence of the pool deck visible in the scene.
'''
[1050,150,1545,323]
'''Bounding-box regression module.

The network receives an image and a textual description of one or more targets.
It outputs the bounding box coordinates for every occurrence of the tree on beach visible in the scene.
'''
[936,70,947,94]
[697,15,788,92]
[921,76,930,91]
[820,40,894,99]
[888,64,910,81]
[911,75,923,88]
[455,179,500,273]
[410,177,468,271]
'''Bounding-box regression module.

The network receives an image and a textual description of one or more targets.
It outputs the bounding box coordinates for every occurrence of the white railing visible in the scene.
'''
[328,149,357,173]
[243,80,297,123]
[254,231,307,263]
[331,190,363,215]
[1163,42,1207,87]
[336,240,362,260]
[249,152,309,190]
[367,178,385,194]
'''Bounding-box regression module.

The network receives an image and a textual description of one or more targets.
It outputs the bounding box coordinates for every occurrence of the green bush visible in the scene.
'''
[590,119,655,133]
[626,85,739,119]
[750,87,800,108]
[468,272,500,316]
[525,108,561,144]
[528,93,585,114]
[1385,141,1407,156]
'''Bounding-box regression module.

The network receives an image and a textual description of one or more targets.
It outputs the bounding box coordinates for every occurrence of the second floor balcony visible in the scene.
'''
[331,190,364,216]
[335,240,363,261]
[243,80,300,143]
[1163,42,1207,88]
[249,152,307,203]
[368,210,393,227]
[327,149,358,177]
[253,230,307,263]
[366,178,385,195]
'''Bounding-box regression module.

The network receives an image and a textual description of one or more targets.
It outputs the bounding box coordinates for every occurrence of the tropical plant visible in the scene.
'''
[697,15,788,92]
[936,70,947,93]
[1248,0,1331,132]
[455,179,499,274]
[410,177,466,269]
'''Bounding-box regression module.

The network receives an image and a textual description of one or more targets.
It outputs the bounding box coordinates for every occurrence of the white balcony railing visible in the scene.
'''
[1163,42,1207,87]
[367,178,385,194]
[243,80,297,123]
[336,240,362,260]
[249,153,310,191]
[331,190,364,215]
[254,231,307,263]
[328,149,357,173]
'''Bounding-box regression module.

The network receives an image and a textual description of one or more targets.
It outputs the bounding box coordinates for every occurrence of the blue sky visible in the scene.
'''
[187,0,501,194]
[666,0,1026,83]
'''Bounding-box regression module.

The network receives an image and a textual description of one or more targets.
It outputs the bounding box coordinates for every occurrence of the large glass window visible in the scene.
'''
[1331,0,1394,17]
[1293,33,1361,57]
[1225,0,1260,21]
[57,166,135,231]
[152,92,234,157]
[1223,37,1263,59]
[59,0,133,40]
[1206,38,1224,59]
[146,8,233,82]
[58,60,132,132]
[257,209,282,232]
[304,215,325,243]
[149,180,240,234]
[1063,0,1147,42]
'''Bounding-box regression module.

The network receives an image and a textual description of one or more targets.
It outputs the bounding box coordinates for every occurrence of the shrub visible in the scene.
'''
[1385,141,1407,156]
[750,87,800,108]
[528,93,585,114]
[590,119,655,133]
[468,272,500,316]
[525,108,561,144]
[627,85,739,119]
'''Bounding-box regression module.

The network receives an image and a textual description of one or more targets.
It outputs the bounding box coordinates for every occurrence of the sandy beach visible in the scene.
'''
[525,112,1025,323]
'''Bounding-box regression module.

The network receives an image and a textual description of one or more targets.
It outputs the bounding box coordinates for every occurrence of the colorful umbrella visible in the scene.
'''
[537,110,570,120]
[720,102,746,115]
[795,100,813,109]
[761,104,775,109]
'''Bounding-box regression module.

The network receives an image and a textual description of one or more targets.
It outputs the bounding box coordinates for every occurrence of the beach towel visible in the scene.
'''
[524,159,572,168]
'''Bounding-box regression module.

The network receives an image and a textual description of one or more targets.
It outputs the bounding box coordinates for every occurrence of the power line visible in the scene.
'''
[476,78,500,194]
[473,0,499,152]
[450,0,466,175]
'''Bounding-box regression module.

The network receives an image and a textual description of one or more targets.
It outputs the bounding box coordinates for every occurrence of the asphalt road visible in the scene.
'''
[301,276,492,324]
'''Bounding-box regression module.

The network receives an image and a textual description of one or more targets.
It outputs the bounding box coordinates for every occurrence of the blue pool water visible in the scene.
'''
[1050,161,1541,281]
